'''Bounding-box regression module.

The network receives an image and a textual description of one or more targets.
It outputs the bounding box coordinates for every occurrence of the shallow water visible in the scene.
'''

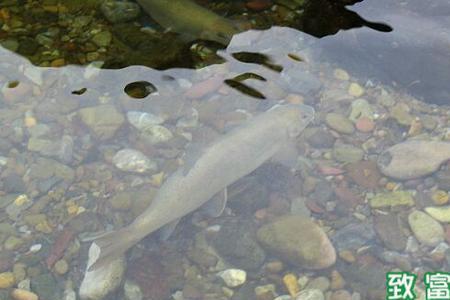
[0,0,450,300]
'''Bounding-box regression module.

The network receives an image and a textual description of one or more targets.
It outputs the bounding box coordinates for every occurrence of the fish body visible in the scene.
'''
[137,0,240,44]
[89,103,314,270]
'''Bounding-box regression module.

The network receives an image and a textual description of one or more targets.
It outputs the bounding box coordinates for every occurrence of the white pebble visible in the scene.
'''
[218,269,247,288]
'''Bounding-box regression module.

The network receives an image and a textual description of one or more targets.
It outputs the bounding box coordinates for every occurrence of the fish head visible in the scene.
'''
[271,103,315,137]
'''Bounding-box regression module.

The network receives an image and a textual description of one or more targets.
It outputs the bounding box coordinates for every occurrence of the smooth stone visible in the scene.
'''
[123,280,143,300]
[79,242,126,300]
[331,222,376,251]
[345,160,381,189]
[348,83,364,97]
[295,289,324,300]
[325,113,354,134]
[31,273,61,300]
[390,103,413,126]
[373,214,407,251]
[112,149,157,173]
[306,277,330,291]
[306,128,335,148]
[0,272,15,289]
[435,170,450,190]
[218,269,247,288]
[408,210,444,246]
[91,31,112,47]
[11,288,39,300]
[78,105,125,140]
[369,191,415,208]
[212,219,266,270]
[425,206,450,223]
[140,124,173,145]
[2,174,26,193]
[127,111,165,130]
[348,99,374,122]
[333,145,364,163]
[377,140,450,180]
[330,290,352,300]
[257,215,336,269]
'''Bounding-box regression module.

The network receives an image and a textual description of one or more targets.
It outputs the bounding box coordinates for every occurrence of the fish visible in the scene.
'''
[136,0,242,44]
[88,103,314,271]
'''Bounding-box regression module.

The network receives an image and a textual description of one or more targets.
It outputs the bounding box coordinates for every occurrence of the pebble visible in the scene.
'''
[348,83,364,97]
[0,272,15,289]
[79,242,126,300]
[218,269,247,288]
[431,190,449,205]
[369,191,415,208]
[408,210,444,246]
[346,160,381,189]
[140,124,174,144]
[306,277,330,291]
[54,259,69,275]
[256,215,336,269]
[355,117,375,132]
[11,289,39,300]
[377,140,450,180]
[306,128,335,148]
[390,103,413,126]
[333,69,350,81]
[4,236,25,251]
[78,105,125,140]
[348,99,373,122]
[127,111,165,130]
[283,273,300,296]
[295,288,324,300]
[325,113,354,134]
[425,206,450,223]
[373,214,407,251]
[123,280,143,300]
[254,284,276,300]
[330,270,345,290]
[112,149,157,173]
[333,144,364,163]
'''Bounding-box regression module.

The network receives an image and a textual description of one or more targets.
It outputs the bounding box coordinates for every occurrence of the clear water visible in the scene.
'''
[0,0,450,299]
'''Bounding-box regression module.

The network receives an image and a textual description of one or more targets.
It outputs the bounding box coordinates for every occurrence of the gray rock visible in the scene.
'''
[295,289,324,300]
[331,222,376,251]
[306,128,335,148]
[2,173,26,193]
[212,219,266,270]
[435,170,450,190]
[325,113,355,134]
[31,273,61,300]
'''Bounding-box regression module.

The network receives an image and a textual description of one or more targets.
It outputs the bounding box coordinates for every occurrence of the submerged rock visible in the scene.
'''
[256,215,336,269]
[377,140,450,180]
[369,191,415,208]
[79,242,126,300]
[408,210,444,246]
[212,219,266,270]
[112,149,157,173]
[78,105,125,140]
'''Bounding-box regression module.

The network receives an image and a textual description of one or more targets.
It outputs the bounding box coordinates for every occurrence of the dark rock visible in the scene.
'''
[435,170,450,190]
[306,128,336,148]
[228,176,270,215]
[346,160,381,189]
[331,222,376,251]
[373,214,407,251]
[212,218,266,270]
[2,173,26,193]
[31,273,61,300]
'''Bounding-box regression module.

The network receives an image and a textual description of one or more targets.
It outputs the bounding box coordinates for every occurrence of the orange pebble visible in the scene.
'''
[355,117,375,132]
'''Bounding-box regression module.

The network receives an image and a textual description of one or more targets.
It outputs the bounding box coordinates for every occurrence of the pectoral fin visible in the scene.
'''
[158,218,181,241]
[272,142,299,168]
[202,188,227,218]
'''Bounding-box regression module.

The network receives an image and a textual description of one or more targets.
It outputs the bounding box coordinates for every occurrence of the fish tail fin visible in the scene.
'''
[87,227,136,272]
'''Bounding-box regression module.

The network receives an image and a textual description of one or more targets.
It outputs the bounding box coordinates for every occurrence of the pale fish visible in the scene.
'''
[137,0,242,44]
[88,103,314,271]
